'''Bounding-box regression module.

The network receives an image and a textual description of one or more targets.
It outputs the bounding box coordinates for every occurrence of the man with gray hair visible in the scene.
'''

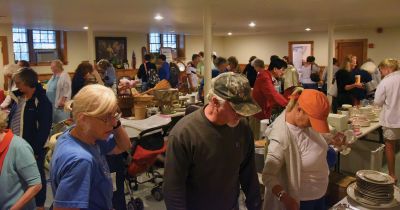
[164,72,262,210]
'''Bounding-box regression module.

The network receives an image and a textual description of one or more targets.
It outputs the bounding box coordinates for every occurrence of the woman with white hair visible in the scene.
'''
[0,63,20,109]
[0,111,42,210]
[50,84,131,210]
[46,59,71,124]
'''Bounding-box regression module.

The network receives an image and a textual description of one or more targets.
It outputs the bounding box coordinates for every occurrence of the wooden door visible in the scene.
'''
[336,39,367,66]
[1,36,9,90]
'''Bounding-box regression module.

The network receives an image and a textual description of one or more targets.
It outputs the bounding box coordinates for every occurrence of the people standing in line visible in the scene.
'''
[0,111,43,210]
[374,58,400,182]
[138,54,157,91]
[47,59,71,124]
[243,56,258,87]
[50,84,131,210]
[164,72,262,210]
[71,62,96,98]
[227,56,241,73]
[1,64,20,109]
[298,56,320,90]
[8,68,52,210]
[347,55,371,105]
[262,88,345,210]
[186,54,201,92]
[157,54,170,81]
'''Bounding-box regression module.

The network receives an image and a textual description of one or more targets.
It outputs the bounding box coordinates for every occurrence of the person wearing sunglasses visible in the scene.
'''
[50,84,131,210]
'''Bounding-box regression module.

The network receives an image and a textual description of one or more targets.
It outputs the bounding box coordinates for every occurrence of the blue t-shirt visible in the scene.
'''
[158,61,170,81]
[50,129,116,210]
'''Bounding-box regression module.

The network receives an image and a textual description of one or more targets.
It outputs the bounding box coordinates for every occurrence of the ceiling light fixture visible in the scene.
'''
[305,28,311,31]
[154,14,164,20]
[83,26,89,30]
[227,32,232,36]
[249,22,256,27]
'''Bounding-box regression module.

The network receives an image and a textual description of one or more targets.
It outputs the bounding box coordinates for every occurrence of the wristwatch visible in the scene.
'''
[277,190,287,201]
[113,120,121,130]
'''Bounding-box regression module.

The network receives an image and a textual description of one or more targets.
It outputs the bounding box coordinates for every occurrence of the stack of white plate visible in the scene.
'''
[347,170,400,208]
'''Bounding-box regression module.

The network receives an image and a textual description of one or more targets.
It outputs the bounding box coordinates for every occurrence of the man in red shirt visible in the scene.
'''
[252,58,288,121]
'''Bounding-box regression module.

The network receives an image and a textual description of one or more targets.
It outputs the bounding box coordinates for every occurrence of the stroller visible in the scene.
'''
[121,116,171,210]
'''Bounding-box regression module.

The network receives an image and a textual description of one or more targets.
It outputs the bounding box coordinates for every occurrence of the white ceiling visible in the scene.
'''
[0,0,400,35]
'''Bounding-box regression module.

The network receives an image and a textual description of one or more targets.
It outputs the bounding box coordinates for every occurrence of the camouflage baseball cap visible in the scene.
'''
[212,72,261,117]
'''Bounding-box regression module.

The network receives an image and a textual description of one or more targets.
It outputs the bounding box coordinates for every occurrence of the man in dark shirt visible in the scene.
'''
[164,72,262,210]
[137,53,157,91]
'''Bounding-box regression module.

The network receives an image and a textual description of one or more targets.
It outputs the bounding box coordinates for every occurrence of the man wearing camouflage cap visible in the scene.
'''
[164,72,262,210]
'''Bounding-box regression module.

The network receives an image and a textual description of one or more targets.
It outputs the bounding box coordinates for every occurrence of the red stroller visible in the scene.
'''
[125,124,168,210]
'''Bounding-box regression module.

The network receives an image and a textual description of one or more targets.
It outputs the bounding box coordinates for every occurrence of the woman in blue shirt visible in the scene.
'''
[50,84,131,210]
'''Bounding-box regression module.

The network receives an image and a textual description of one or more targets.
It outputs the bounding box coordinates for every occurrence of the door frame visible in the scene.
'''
[1,36,10,90]
[335,39,368,64]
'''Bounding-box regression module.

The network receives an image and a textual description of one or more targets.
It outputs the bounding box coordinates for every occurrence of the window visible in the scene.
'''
[149,33,161,53]
[162,34,176,49]
[148,33,177,53]
[147,33,185,58]
[12,28,29,61]
[12,28,68,65]
[32,30,56,49]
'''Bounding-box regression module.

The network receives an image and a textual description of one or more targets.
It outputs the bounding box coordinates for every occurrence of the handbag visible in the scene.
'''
[327,79,338,97]
[310,64,320,82]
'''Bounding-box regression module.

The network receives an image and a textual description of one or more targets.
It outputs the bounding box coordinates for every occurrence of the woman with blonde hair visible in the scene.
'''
[334,58,363,109]
[47,59,71,123]
[0,110,42,210]
[50,84,131,210]
[375,58,400,182]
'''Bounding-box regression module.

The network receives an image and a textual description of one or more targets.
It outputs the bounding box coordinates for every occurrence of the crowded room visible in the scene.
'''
[1,0,400,210]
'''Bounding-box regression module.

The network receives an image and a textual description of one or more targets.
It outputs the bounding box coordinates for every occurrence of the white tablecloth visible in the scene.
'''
[333,196,400,210]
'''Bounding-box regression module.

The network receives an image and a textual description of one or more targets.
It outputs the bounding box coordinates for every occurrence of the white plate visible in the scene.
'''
[347,183,400,208]
[357,170,395,185]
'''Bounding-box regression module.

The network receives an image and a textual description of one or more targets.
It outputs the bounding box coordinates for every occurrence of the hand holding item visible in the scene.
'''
[118,78,137,94]
[354,82,364,89]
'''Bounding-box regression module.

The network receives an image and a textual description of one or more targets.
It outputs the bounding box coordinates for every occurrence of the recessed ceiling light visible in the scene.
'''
[249,22,256,27]
[83,26,89,30]
[170,30,175,33]
[305,28,311,31]
[154,14,164,20]
[227,32,232,36]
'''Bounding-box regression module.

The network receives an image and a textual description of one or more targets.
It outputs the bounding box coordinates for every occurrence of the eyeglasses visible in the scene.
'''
[87,111,122,124]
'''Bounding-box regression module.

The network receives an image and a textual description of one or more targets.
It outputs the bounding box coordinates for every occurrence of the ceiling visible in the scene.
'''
[0,0,400,35]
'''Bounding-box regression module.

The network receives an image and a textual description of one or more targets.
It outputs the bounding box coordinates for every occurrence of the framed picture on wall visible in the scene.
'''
[95,37,127,67]
[288,41,314,70]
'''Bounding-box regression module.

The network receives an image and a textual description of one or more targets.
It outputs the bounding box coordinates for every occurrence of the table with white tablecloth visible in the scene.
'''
[332,196,400,210]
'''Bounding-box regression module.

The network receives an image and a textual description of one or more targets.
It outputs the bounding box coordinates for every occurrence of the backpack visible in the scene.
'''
[169,65,180,88]
[145,63,160,86]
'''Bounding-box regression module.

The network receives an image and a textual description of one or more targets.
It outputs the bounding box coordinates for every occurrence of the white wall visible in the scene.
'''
[185,35,225,61]
[222,27,400,66]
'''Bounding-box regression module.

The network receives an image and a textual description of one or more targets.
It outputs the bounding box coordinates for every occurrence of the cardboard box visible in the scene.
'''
[328,113,349,132]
